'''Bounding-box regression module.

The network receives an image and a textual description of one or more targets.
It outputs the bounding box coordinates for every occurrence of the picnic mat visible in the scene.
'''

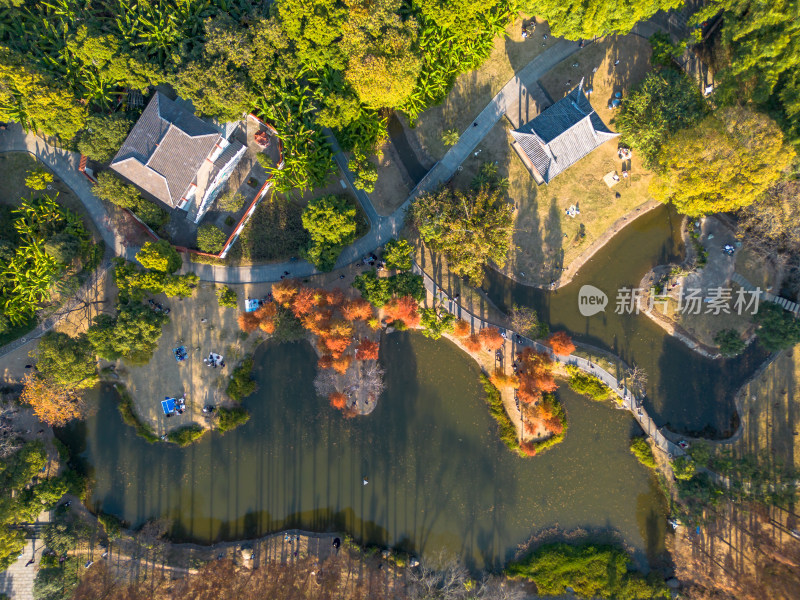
[161,398,176,415]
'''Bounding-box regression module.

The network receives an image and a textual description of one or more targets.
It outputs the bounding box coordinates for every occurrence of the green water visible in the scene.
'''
[484,205,766,437]
[66,333,667,569]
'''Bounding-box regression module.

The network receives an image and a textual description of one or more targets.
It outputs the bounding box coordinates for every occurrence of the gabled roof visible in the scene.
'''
[111,92,223,208]
[510,81,618,183]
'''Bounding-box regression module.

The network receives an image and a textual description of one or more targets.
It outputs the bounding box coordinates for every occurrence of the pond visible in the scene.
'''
[484,204,766,437]
[63,333,667,570]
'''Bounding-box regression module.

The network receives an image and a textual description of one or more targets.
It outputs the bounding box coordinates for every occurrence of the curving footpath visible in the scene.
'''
[0,36,592,284]
[413,262,686,459]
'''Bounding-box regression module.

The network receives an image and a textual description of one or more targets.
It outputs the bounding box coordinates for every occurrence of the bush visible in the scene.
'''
[135,240,182,273]
[565,365,612,401]
[115,385,158,443]
[388,271,425,301]
[217,406,250,433]
[196,223,227,254]
[671,456,696,480]
[629,436,656,469]
[217,285,238,308]
[528,393,568,456]
[77,114,133,162]
[166,425,207,447]
[753,303,800,351]
[216,187,246,212]
[226,357,258,401]
[714,328,746,356]
[97,512,124,540]
[480,375,523,456]
[506,542,669,599]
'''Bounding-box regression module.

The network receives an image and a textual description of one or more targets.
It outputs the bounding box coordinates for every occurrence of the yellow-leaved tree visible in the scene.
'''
[650,107,794,217]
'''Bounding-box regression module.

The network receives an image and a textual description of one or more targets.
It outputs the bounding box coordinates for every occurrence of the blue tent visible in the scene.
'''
[161,397,176,415]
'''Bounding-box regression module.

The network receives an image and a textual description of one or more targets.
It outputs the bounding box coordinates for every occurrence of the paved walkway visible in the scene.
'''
[414,262,685,458]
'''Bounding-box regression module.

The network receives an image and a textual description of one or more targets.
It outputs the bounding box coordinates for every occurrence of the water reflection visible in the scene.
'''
[484,205,766,436]
[63,332,667,569]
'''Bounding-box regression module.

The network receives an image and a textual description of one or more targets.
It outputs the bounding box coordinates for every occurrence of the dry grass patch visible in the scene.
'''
[370,140,412,216]
[407,17,553,162]
[446,34,657,286]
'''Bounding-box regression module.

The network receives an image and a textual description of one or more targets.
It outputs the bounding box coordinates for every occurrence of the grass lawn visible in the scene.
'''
[370,139,412,216]
[448,34,655,287]
[407,17,553,162]
[230,177,369,265]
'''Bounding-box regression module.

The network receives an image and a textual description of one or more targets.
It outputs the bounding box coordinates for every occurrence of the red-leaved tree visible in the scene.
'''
[478,327,504,351]
[291,287,317,316]
[238,312,260,333]
[356,339,379,361]
[463,334,482,353]
[329,392,347,409]
[548,331,575,357]
[342,299,373,321]
[453,320,471,338]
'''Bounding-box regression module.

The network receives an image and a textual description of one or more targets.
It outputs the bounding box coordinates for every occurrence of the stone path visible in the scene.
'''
[731,273,800,315]
[0,512,51,600]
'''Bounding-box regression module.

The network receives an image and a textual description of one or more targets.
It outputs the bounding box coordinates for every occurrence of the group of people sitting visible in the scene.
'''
[204,352,225,368]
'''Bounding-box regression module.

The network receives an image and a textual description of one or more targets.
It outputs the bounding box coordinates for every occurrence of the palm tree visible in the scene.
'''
[441,128,459,146]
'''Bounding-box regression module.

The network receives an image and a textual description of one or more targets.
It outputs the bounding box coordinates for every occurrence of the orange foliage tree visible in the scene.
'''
[478,327,504,351]
[332,355,352,374]
[342,299,373,321]
[329,392,347,409]
[463,334,482,352]
[323,335,351,358]
[237,312,260,333]
[318,354,334,369]
[516,348,558,402]
[356,338,379,361]
[490,371,519,389]
[453,320,471,338]
[291,287,318,316]
[548,331,575,357]
[20,373,84,426]
[258,320,276,334]
[271,280,298,306]
[520,441,537,456]
[383,296,420,327]
[325,289,345,307]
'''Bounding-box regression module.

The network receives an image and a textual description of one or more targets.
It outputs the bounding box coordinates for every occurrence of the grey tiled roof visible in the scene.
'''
[511,84,618,183]
[111,93,222,208]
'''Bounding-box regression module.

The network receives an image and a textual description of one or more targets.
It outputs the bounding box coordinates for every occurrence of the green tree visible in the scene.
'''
[77,114,133,162]
[217,285,238,308]
[216,188,245,212]
[226,357,257,401]
[409,186,513,284]
[353,270,393,306]
[217,406,250,433]
[420,307,455,339]
[135,240,182,274]
[301,195,358,271]
[629,436,656,469]
[24,166,53,191]
[341,0,421,109]
[693,0,800,147]
[648,31,686,68]
[672,456,696,480]
[506,542,668,599]
[714,328,746,357]
[615,69,707,167]
[388,271,425,301]
[0,47,87,140]
[519,0,682,39]
[87,304,169,365]
[650,107,794,216]
[753,303,800,351]
[93,172,141,210]
[383,238,413,271]
[32,331,97,390]
[196,223,227,254]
